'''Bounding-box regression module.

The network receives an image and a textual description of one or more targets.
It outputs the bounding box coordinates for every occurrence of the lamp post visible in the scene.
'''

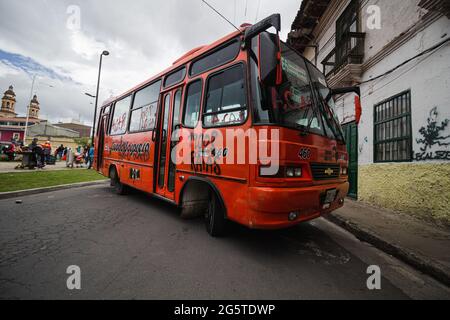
[23,76,54,144]
[91,50,109,145]
[23,75,37,144]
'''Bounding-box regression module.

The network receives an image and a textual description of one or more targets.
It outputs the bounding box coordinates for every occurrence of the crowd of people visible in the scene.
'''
[28,139,53,169]
[1,139,95,170]
[63,144,95,169]
[1,142,21,161]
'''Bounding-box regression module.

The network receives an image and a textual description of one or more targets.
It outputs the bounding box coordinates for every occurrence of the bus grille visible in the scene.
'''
[310,163,340,180]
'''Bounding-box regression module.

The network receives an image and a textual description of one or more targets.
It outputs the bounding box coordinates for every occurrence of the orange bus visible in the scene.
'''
[94,14,360,237]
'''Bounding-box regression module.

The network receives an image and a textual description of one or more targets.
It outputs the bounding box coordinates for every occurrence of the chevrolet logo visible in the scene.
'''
[324,168,334,176]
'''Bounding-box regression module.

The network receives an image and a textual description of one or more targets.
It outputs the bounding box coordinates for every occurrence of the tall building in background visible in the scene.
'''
[0,85,42,144]
[54,121,92,138]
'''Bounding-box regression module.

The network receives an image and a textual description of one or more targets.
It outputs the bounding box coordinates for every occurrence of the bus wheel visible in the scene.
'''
[110,167,128,195]
[205,191,227,237]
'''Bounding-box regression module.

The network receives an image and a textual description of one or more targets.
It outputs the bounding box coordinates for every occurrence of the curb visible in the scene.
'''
[325,213,450,287]
[0,180,109,200]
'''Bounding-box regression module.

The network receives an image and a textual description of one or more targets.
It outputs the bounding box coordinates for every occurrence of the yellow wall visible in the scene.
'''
[358,163,450,225]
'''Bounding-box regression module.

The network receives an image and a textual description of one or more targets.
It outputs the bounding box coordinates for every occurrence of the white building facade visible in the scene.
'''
[288,0,450,224]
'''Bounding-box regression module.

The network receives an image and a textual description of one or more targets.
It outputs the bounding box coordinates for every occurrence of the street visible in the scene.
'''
[0,184,449,300]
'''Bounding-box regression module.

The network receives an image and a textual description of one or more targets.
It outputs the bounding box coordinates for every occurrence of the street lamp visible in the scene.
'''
[23,76,55,143]
[91,50,109,144]
[23,75,37,144]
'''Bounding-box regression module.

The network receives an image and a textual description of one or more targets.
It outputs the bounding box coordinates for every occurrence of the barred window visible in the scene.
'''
[374,91,412,162]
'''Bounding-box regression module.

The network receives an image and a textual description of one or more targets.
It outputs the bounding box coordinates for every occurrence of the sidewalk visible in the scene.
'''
[327,199,450,286]
[0,160,84,173]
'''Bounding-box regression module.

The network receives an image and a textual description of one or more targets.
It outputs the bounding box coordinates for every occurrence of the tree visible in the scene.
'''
[74,137,91,147]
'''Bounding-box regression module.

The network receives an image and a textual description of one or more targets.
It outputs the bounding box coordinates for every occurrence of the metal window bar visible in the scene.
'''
[374,91,412,163]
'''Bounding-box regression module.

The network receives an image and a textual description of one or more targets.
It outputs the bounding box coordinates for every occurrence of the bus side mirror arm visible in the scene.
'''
[243,14,281,47]
[331,86,360,97]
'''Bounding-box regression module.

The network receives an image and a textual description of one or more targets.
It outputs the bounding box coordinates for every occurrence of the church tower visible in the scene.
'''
[28,95,40,119]
[1,85,17,117]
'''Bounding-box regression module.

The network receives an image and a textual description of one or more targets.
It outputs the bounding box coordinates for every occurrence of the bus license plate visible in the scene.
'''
[324,189,337,204]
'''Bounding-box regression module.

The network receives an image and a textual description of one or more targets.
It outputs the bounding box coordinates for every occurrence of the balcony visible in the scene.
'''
[321,32,366,85]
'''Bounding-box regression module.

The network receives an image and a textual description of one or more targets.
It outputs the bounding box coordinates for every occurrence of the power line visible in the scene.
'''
[201,0,241,33]
[361,37,450,84]
[362,41,445,99]
[255,0,262,22]
[234,0,237,25]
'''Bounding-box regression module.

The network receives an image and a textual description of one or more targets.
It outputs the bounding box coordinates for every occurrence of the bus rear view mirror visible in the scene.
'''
[244,14,281,44]
[258,32,282,86]
[330,86,362,125]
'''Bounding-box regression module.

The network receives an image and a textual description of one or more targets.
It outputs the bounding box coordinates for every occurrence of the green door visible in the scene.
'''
[343,122,358,199]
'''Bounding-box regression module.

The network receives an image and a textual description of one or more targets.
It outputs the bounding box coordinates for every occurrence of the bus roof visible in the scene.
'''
[102,27,246,108]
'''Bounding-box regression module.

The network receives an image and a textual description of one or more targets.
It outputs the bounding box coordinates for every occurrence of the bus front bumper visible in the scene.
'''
[246,182,349,229]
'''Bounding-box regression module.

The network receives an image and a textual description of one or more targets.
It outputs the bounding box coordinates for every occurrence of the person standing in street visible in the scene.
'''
[87,145,95,169]
[29,138,44,169]
[42,141,52,164]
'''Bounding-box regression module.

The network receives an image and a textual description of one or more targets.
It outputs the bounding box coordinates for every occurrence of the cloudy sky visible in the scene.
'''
[0,0,301,125]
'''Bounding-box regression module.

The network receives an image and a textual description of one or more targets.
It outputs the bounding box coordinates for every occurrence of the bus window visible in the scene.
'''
[168,89,182,192]
[102,105,111,115]
[172,89,182,133]
[250,37,270,123]
[158,94,171,189]
[96,104,111,135]
[203,64,247,127]
[183,80,202,128]
[110,95,132,135]
[190,40,240,77]
[129,80,161,133]
[164,68,186,88]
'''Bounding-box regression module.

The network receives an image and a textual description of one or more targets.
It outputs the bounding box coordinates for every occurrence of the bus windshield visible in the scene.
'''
[251,41,345,142]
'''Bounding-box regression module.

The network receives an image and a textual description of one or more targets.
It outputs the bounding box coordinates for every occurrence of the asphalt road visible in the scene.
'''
[0,184,449,300]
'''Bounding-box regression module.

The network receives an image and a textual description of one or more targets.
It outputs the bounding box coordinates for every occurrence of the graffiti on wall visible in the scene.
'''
[415,107,450,161]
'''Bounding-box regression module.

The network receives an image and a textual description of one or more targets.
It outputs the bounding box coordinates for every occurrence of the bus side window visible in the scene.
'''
[97,105,110,136]
[129,80,161,133]
[110,95,132,136]
[203,64,247,127]
[183,80,202,128]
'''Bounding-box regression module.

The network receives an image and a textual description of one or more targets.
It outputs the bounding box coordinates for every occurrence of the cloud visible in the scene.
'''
[0,0,302,126]
[0,49,74,82]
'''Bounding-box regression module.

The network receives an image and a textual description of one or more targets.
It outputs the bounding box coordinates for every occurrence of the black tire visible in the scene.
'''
[110,167,128,195]
[205,191,227,237]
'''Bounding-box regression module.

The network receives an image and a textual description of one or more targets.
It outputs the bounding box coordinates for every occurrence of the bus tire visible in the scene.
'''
[110,167,128,195]
[205,190,227,237]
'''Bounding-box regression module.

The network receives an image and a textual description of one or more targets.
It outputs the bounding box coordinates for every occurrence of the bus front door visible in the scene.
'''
[96,114,108,171]
[155,87,183,200]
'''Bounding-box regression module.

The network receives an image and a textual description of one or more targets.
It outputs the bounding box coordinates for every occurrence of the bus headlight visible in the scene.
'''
[259,166,303,178]
[287,167,302,178]
[286,167,302,178]
[341,167,348,175]
[286,168,295,177]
